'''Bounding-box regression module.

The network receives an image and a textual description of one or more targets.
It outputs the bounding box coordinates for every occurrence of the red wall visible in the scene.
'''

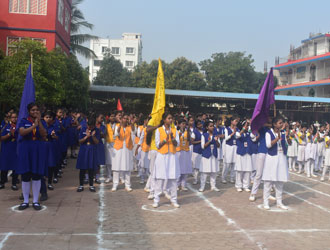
[0,0,71,54]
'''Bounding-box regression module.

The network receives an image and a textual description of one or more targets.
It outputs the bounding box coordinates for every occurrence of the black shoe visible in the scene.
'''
[71,155,77,159]
[0,184,4,189]
[89,186,96,192]
[95,179,101,185]
[77,186,84,192]
[40,193,48,201]
[83,179,88,184]
[18,202,29,210]
[32,202,42,211]
[53,178,58,184]
[47,184,54,190]
[11,185,18,191]
[58,169,63,174]
[57,173,62,178]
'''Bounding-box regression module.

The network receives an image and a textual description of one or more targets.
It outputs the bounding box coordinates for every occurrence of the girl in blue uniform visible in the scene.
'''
[0,111,19,190]
[67,111,79,158]
[191,120,204,185]
[17,103,47,211]
[76,117,100,192]
[95,114,106,184]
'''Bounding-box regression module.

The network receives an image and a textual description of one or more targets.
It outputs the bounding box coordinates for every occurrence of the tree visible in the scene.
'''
[70,0,98,58]
[199,52,259,93]
[93,54,131,86]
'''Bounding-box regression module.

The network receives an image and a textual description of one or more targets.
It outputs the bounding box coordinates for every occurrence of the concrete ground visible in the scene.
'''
[0,158,330,250]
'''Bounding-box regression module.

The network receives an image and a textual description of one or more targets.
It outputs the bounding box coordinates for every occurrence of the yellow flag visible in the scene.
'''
[148,59,165,126]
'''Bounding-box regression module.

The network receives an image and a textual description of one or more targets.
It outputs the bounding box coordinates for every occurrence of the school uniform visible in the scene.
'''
[104,122,116,180]
[112,125,134,190]
[145,131,157,198]
[305,132,318,177]
[222,127,237,183]
[316,132,325,172]
[96,123,106,166]
[262,129,289,208]
[0,122,18,187]
[235,131,253,190]
[177,130,192,189]
[153,126,180,206]
[200,132,219,191]
[133,124,141,172]
[191,128,203,184]
[297,131,306,173]
[321,136,330,181]
[249,131,258,181]
[287,130,298,171]
[67,116,78,150]
[138,127,150,183]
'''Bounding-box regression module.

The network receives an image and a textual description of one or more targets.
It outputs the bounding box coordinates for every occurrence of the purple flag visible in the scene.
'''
[17,64,36,126]
[251,68,275,133]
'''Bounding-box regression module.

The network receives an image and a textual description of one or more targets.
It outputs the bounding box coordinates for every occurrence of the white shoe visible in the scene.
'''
[263,205,270,210]
[198,188,204,192]
[164,192,171,200]
[320,177,325,182]
[105,178,111,183]
[230,179,235,184]
[237,188,243,192]
[277,204,289,210]
[221,180,227,184]
[126,187,133,192]
[269,195,276,201]
[139,180,144,184]
[181,187,188,191]
[289,168,293,172]
[311,174,317,178]
[111,187,117,192]
[307,174,311,178]
[193,180,198,185]
[152,202,159,208]
[211,187,220,192]
[249,195,256,201]
[144,187,150,193]
[297,171,301,174]
[147,194,154,200]
[244,188,251,192]
[172,202,180,208]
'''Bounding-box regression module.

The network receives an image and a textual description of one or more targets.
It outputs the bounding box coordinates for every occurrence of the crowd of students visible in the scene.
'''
[1,105,329,211]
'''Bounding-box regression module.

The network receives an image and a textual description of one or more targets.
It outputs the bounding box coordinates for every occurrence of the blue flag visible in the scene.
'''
[17,64,36,126]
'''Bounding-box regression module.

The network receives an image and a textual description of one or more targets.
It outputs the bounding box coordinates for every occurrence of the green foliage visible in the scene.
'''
[0,40,89,111]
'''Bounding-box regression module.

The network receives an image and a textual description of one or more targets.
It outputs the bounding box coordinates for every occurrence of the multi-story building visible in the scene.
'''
[0,0,72,55]
[89,33,142,82]
[274,33,330,97]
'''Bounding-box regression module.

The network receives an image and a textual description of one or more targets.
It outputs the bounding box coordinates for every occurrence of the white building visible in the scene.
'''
[89,33,142,82]
[274,33,330,97]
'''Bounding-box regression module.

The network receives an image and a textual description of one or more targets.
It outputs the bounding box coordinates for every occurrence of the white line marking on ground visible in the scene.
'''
[97,174,106,250]
[289,180,330,198]
[284,191,330,214]
[10,204,47,213]
[141,204,178,213]
[290,172,330,187]
[0,232,12,249]
[187,184,266,250]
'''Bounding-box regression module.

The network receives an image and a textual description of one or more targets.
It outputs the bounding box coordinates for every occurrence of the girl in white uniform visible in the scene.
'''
[104,113,116,183]
[296,126,307,174]
[262,117,289,210]
[316,125,326,172]
[199,120,220,192]
[177,119,192,191]
[153,112,180,208]
[287,126,298,172]
[305,126,318,178]
[321,132,330,181]
[111,114,135,192]
[222,117,239,184]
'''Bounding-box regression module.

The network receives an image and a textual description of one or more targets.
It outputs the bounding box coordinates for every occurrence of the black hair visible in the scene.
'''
[27,102,38,112]
[271,116,283,128]
[225,115,239,127]
[43,110,55,119]
[194,119,202,128]
[162,112,172,121]
[204,120,214,130]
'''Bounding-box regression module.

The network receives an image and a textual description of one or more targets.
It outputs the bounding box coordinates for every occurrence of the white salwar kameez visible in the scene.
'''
[104,123,116,179]
[191,130,203,183]
[137,129,150,182]
[222,128,236,182]
[262,129,289,207]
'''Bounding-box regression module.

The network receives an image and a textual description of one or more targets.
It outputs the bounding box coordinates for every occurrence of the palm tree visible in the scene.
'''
[70,0,98,58]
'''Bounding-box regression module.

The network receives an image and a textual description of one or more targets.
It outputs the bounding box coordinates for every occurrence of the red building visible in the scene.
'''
[0,0,72,55]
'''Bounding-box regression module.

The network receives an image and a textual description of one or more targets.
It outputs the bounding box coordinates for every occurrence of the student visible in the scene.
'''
[112,114,135,192]
[297,125,307,174]
[67,111,79,158]
[287,125,298,172]
[153,112,180,208]
[316,124,326,172]
[0,111,19,190]
[321,130,330,181]
[76,117,99,192]
[188,116,195,158]
[95,113,106,184]
[104,112,116,183]
[17,103,47,211]
[305,125,318,178]
[222,116,239,184]
[235,120,253,192]
[42,111,58,191]
[199,120,220,192]
[191,120,204,185]
[262,117,289,210]
[176,119,192,191]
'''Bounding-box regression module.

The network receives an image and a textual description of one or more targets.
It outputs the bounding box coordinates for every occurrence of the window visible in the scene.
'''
[296,66,306,79]
[102,46,109,53]
[126,47,134,54]
[9,0,47,15]
[94,60,102,67]
[57,0,63,24]
[111,47,120,55]
[64,8,70,32]
[125,61,134,67]
[7,36,46,56]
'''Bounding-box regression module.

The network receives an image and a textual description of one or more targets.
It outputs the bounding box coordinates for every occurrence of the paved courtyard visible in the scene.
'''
[1,158,330,250]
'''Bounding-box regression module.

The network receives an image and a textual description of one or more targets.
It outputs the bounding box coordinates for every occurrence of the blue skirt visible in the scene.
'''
[44,141,57,167]
[0,141,18,171]
[67,127,77,147]
[76,144,97,170]
[96,142,105,165]
[58,133,68,153]
[17,140,46,175]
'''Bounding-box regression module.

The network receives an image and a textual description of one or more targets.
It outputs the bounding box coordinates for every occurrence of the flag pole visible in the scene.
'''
[273,103,276,117]
[30,53,33,77]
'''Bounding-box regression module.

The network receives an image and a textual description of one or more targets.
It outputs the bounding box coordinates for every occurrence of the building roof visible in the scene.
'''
[275,79,330,92]
[301,34,330,43]
[274,52,330,69]
[89,85,330,103]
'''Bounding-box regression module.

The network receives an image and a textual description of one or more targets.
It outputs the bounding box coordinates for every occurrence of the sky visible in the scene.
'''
[77,0,330,72]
